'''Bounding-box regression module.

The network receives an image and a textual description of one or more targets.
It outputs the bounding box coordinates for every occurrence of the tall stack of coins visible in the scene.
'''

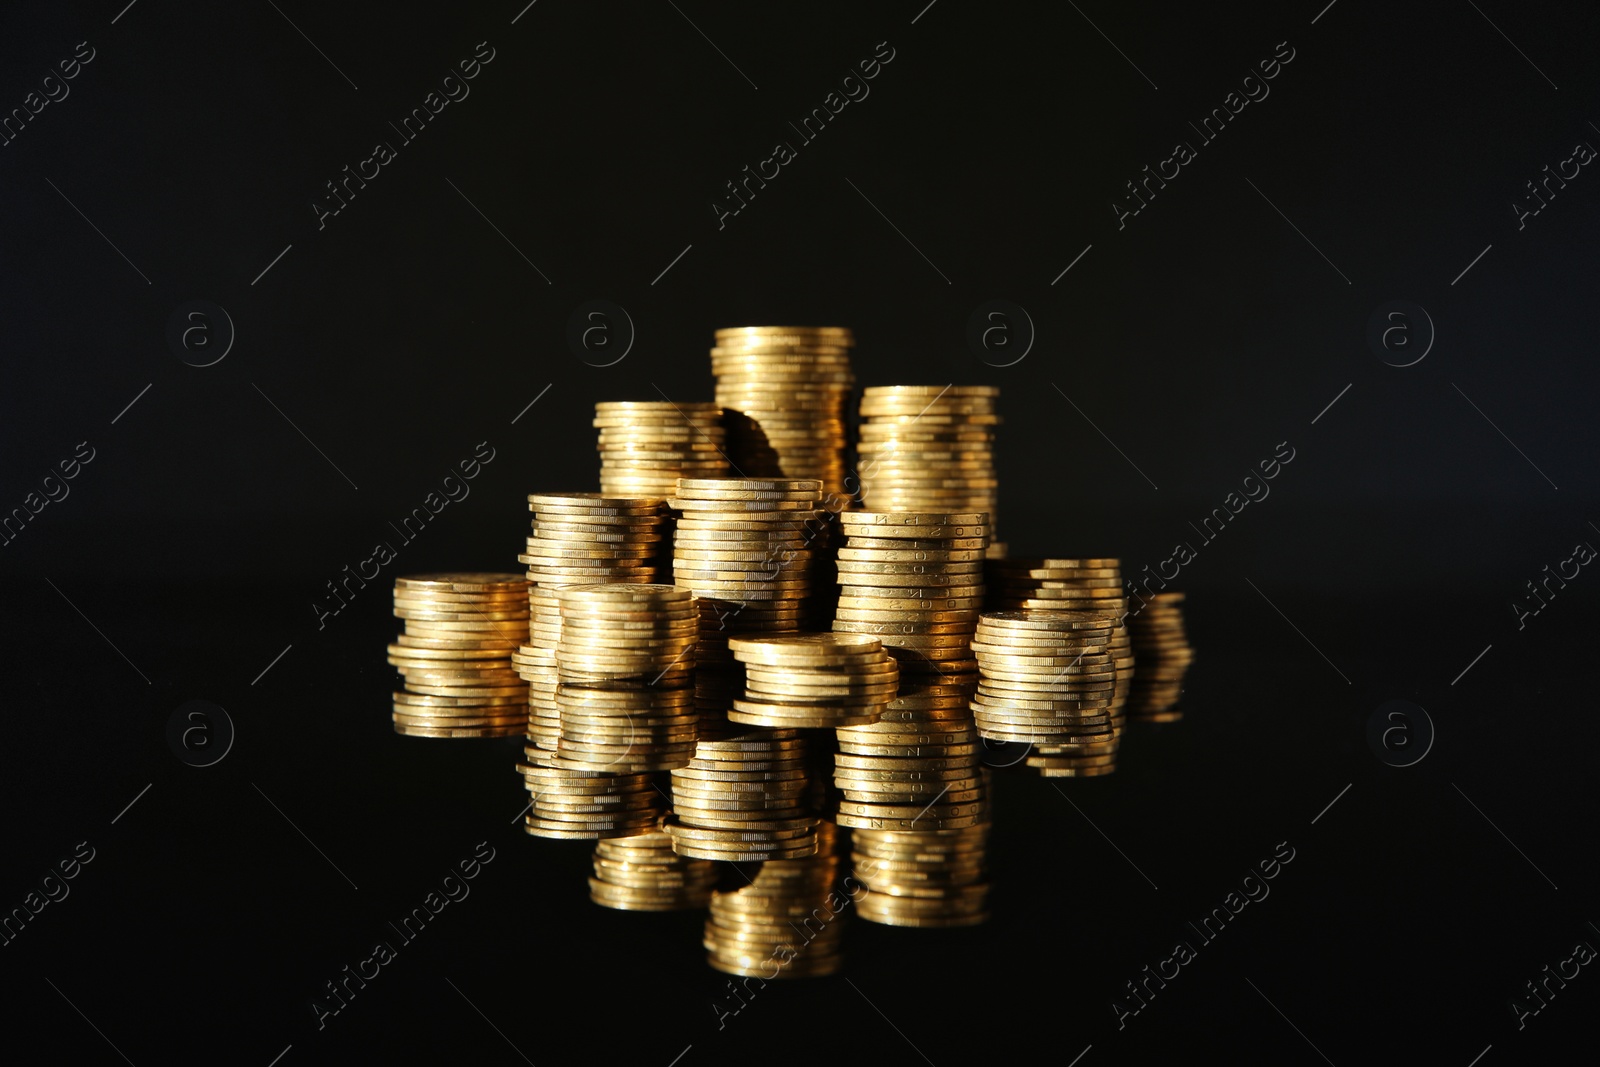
[1127,591,1194,722]
[986,558,1134,777]
[833,511,988,680]
[853,816,991,927]
[554,584,699,773]
[389,574,529,737]
[970,611,1117,767]
[665,718,819,861]
[595,401,729,500]
[729,633,897,729]
[833,678,985,830]
[857,385,1005,557]
[711,327,855,497]
[589,830,717,911]
[704,821,844,978]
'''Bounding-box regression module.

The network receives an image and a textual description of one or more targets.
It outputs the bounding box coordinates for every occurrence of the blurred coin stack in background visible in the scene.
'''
[1127,591,1194,722]
[852,811,992,927]
[589,830,718,911]
[595,401,728,500]
[389,573,529,738]
[730,633,897,729]
[704,821,844,978]
[857,385,1006,557]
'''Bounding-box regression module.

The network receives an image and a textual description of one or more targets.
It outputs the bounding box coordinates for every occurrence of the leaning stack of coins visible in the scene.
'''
[833,511,988,679]
[1127,591,1194,722]
[729,633,898,729]
[670,478,825,664]
[589,830,718,911]
[711,327,855,497]
[595,401,729,500]
[389,573,529,737]
[665,717,819,861]
[857,385,1006,557]
[704,821,844,978]
[969,611,1117,767]
[985,558,1134,777]
[852,814,992,927]
[833,678,985,830]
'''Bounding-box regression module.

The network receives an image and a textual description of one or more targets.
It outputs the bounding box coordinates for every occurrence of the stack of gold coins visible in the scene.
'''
[729,633,898,729]
[595,401,728,500]
[711,326,855,497]
[833,511,988,680]
[852,814,991,927]
[389,573,529,737]
[704,820,844,978]
[985,558,1134,777]
[970,611,1117,762]
[669,478,825,664]
[1127,591,1194,722]
[588,830,718,911]
[833,678,985,830]
[857,385,1005,556]
[666,717,819,862]
[511,644,559,751]
[517,757,662,840]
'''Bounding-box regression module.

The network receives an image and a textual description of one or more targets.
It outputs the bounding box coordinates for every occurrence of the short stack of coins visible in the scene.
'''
[554,583,698,773]
[595,401,729,500]
[517,757,662,840]
[1127,591,1194,722]
[852,813,992,927]
[704,821,844,978]
[729,633,898,729]
[669,477,825,665]
[833,678,985,831]
[969,611,1117,772]
[985,558,1134,777]
[833,511,988,680]
[711,326,855,496]
[857,385,1006,557]
[665,717,819,861]
[589,830,718,911]
[389,573,529,737]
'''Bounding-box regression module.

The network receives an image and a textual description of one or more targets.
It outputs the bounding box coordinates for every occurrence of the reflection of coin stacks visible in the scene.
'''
[834,678,986,831]
[669,478,825,664]
[853,811,992,928]
[858,385,1005,557]
[970,611,1117,768]
[704,820,844,978]
[711,327,855,497]
[589,830,717,911]
[1128,591,1194,722]
[665,713,819,862]
[985,558,1133,777]
[833,511,988,679]
[595,401,729,500]
[389,573,529,737]
[729,633,898,729]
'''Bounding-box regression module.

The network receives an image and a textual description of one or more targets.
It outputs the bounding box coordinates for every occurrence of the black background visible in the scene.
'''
[1,1,1596,1064]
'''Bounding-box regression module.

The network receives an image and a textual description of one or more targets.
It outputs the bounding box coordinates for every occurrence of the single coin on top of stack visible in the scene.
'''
[833,511,988,679]
[705,821,844,979]
[858,385,1006,557]
[711,327,855,498]
[852,810,992,928]
[985,558,1133,778]
[969,611,1117,769]
[665,716,819,862]
[729,633,898,729]
[594,401,729,500]
[833,678,985,832]
[390,573,529,737]
[1128,591,1194,722]
[589,830,718,912]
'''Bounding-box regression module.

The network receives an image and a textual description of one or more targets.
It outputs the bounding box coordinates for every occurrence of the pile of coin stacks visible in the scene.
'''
[589,830,718,912]
[389,573,529,737]
[595,401,728,500]
[969,611,1118,774]
[833,511,987,679]
[834,679,986,831]
[857,385,1005,557]
[852,815,992,927]
[729,633,898,729]
[985,558,1134,777]
[711,327,855,497]
[704,821,844,978]
[1127,591,1194,722]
